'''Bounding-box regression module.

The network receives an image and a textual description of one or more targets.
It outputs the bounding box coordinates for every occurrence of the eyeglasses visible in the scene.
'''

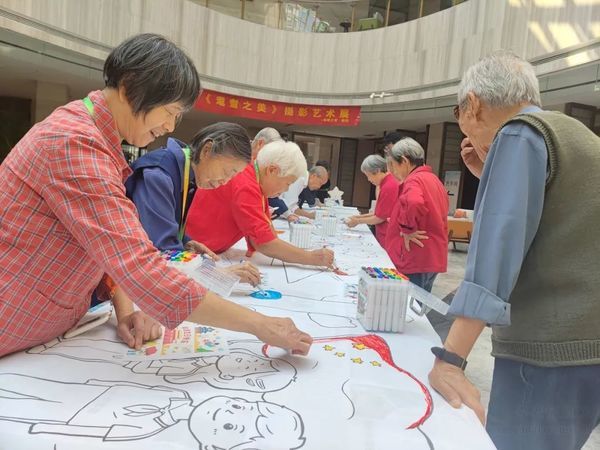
[453,105,460,121]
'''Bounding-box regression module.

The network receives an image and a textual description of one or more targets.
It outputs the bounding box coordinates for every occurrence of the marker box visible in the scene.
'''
[289,221,314,248]
[162,250,240,297]
[356,267,409,333]
[314,208,326,224]
[321,215,338,237]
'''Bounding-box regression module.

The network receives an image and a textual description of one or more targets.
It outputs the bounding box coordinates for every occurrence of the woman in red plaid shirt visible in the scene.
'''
[0,34,312,358]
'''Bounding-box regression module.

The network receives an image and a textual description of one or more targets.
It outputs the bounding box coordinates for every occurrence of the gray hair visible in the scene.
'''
[309,166,327,178]
[255,140,308,179]
[253,127,282,146]
[190,122,251,164]
[360,154,387,174]
[458,50,541,109]
[388,137,425,166]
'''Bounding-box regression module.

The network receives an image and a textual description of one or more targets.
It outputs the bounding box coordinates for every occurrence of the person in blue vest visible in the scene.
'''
[124,122,261,286]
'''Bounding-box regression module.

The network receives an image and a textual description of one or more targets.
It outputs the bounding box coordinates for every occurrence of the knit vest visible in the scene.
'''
[491,111,600,366]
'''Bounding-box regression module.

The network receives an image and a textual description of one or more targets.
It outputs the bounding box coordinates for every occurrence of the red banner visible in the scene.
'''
[195,89,360,126]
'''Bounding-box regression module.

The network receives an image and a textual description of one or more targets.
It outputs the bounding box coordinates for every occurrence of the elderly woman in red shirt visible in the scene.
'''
[186,141,334,268]
[385,138,449,292]
[346,154,399,246]
[0,33,312,358]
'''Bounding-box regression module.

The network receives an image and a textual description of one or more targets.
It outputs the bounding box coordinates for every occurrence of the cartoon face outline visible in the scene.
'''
[190,396,261,449]
[215,353,275,379]
[204,350,296,393]
[189,396,306,450]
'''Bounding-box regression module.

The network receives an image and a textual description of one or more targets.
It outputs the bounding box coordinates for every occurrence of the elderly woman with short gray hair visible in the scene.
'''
[346,154,399,246]
[0,33,313,359]
[385,138,449,292]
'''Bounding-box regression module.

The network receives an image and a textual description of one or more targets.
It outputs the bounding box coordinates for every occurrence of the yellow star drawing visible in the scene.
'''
[323,345,335,351]
[352,343,367,350]
[351,357,364,364]
[334,352,345,357]
[370,361,382,367]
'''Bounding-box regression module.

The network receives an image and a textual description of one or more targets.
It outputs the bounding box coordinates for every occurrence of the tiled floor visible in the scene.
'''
[431,244,600,450]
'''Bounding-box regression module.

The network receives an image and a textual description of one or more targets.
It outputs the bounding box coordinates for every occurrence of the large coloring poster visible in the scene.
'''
[0,220,495,449]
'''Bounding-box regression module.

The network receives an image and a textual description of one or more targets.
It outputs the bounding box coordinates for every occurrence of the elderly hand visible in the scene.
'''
[255,316,313,355]
[223,262,261,286]
[287,214,300,223]
[429,358,486,425]
[184,240,220,261]
[117,310,163,350]
[346,216,360,228]
[310,248,335,268]
[402,230,428,251]
[460,137,485,179]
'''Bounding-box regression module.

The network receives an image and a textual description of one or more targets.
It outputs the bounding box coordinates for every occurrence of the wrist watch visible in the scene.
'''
[431,346,468,370]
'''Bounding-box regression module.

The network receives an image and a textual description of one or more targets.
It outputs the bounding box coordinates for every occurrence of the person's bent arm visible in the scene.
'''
[42,137,206,330]
[429,317,487,424]
[398,181,427,234]
[253,238,334,268]
[294,209,316,220]
[186,291,313,355]
[460,137,485,179]
[347,214,384,228]
[429,124,547,425]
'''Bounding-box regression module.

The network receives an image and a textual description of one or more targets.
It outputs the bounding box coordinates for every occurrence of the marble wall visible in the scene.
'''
[0,0,598,105]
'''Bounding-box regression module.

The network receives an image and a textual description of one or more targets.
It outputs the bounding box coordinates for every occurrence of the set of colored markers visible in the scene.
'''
[289,220,313,248]
[161,250,199,263]
[161,250,238,297]
[357,267,410,333]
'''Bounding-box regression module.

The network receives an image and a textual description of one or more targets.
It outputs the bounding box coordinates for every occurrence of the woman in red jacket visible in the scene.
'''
[385,138,449,292]
[346,154,399,246]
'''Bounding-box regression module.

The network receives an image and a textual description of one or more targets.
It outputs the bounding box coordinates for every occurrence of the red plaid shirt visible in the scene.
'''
[0,91,205,357]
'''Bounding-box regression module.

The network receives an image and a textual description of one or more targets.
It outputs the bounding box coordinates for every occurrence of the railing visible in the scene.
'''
[192,0,467,33]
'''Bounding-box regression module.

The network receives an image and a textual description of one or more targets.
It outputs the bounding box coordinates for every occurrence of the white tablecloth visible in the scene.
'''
[0,211,495,450]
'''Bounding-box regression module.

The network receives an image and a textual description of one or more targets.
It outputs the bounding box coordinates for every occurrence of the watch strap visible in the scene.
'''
[431,346,467,370]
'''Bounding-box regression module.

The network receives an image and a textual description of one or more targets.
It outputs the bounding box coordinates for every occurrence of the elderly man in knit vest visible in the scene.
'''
[428,51,600,450]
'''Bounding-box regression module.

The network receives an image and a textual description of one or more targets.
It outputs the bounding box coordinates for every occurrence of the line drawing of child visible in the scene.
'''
[27,338,296,393]
[130,348,296,392]
[0,373,306,449]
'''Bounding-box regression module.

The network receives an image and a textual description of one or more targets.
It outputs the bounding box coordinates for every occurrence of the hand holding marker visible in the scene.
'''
[242,259,282,300]
[322,244,347,275]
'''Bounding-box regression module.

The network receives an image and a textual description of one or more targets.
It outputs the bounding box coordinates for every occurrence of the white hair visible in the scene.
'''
[361,154,387,174]
[256,141,307,180]
[458,50,541,109]
[388,137,425,164]
[253,127,282,146]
